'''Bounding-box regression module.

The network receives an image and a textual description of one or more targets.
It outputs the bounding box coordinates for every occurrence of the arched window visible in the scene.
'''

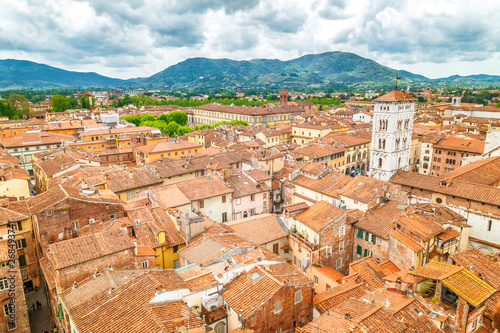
[358,153,361,161]
[378,158,383,168]
[363,151,366,159]
[352,154,356,162]
[214,322,226,333]
[379,139,382,149]
[347,155,351,164]
[382,140,386,149]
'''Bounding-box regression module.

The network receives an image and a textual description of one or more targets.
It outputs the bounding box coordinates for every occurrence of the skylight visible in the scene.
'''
[250,272,261,280]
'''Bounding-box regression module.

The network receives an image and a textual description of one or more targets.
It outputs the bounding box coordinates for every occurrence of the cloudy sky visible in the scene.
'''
[1,0,499,80]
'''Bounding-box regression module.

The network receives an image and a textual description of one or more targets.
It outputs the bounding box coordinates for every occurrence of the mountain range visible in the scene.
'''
[1,52,499,90]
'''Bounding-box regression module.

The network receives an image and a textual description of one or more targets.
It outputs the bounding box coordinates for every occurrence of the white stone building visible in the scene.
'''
[370,88,416,181]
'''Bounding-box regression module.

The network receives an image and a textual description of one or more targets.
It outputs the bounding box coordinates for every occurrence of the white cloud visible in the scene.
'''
[0,0,499,79]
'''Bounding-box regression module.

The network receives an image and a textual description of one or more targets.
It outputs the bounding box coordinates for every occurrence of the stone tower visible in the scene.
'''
[279,89,288,106]
[369,88,416,181]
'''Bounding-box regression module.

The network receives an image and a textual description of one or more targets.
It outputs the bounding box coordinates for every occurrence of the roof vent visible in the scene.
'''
[344,312,351,320]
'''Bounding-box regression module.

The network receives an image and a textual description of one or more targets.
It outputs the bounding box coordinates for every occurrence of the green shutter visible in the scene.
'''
[356,229,363,238]
[21,238,26,248]
[17,221,22,231]
[19,254,26,267]
[364,249,369,257]
[58,304,63,321]
[372,235,377,245]
[357,245,362,255]
[365,232,369,241]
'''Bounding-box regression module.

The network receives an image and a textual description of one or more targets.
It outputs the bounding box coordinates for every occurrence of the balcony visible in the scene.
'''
[290,231,319,252]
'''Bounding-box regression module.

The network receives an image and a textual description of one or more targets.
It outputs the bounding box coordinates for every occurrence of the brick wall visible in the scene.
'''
[243,283,314,333]
[54,248,148,292]
[314,214,352,274]
[353,228,389,263]
[0,258,30,333]
[36,198,125,256]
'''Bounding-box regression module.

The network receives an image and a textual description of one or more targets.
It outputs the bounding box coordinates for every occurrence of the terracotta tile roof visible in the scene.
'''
[314,265,345,283]
[196,103,305,116]
[0,206,29,226]
[375,88,417,102]
[46,228,135,270]
[412,204,467,227]
[1,131,76,148]
[443,156,500,186]
[222,263,311,320]
[325,133,371,147]
[394,299,443,333]
[178,224,253,267]
[105,166,163,193]
[243,168,272,182]
[66,270,200,333]
[410,261,497,307]
[339,175,395,204]
[135,139,202,154]
[299,298,406,333]
[360,289,414,314]
[81,126,159,137]
[390,170,500,206]
[389,230,423,252]
[26,184,124,215]
[0,167,30,181]
[224,214,288,245]
[314,281,369,314]
[354,201,408,239]
[152,175,233,205]
[293,172,352,199]
[433,136,485,154]
[294,200,345,232]
[395,213,444,240]
[293,144,346,159]
[346,257,399,290]
[227,173,270,198]
[437,227,460,241]
[176,265,218,291]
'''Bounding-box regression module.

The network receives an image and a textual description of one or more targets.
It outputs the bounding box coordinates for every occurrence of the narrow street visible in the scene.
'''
[26,287,53,333]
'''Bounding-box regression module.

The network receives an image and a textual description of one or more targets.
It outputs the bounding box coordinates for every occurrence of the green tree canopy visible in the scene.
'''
[167,110,188,126]
[51,95,72,112]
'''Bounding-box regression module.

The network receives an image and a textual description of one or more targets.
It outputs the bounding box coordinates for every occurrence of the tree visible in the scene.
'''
[166,121,179,137]
[417,96,426,103]
[51,95,72,112]
[167,111,188,126]
[142,113,155,122]
[496,102,500,108]
[7,94,32,118]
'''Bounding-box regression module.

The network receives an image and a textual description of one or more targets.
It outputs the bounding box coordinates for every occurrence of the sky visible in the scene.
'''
[1,0,499,80]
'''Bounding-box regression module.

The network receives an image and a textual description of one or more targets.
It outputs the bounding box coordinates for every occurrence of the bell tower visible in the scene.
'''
[369,86,416,181]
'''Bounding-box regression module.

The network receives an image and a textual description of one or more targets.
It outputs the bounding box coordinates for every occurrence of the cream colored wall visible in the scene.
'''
[0,179,30,200]
[311,266,340,294]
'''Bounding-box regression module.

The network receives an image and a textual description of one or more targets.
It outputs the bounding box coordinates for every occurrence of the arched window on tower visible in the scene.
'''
[397,120,402,130]
[398,157,401,168]
[379,139,382,149]
[403,138,407,148]
[396,139,400,150]
[382,140,386,149]
[378,158,383,168]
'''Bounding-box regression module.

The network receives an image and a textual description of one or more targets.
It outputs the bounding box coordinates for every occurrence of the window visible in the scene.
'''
[15,239,26,249]
[293,256,297,265]
[294,290,302,304]
[263,207,267,213]
[336,258,342,269]
[263,193,267,199]
[274,299,282,313]
[273,243,279,254]
[250,194,255,201]
[371,234,377,245]
[0,277,8,291]
[357,229,363,238]
[199,200,204,208]
[18,254,27,267]
[339,226,345,237]
[222,195,226,203]
[339,241,344,251]
[21,269,28,280]
[173,259,180,269]
[214,322,226,333]
[3,304,14,316]
[365,232,369,241]
[488,220,493,232]
[326,246,332,257]
[173,245,179,253]
[298,260,302,269]
[357,245,362,256]
[127,191,135,200]
[222,212,227,222]
[326,284,331,290]
[346,254,349,262]
[314,276,319,284]
[72,222,78,231]
[250,209,255,216]
[236,198,241,205]
[142,261,149,268]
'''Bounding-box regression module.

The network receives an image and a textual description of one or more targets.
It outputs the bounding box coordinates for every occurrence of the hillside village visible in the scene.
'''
[2,87,500,333]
